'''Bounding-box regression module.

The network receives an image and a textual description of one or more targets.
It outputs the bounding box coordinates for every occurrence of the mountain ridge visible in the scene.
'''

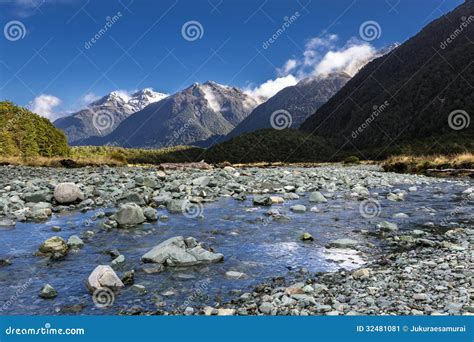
[300,0,474,155]
[82,81,259,148]
[54,88,168,144]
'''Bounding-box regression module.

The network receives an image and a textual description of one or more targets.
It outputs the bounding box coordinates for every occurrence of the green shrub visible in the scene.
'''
[343,156,360,164]
[0,101,69,157]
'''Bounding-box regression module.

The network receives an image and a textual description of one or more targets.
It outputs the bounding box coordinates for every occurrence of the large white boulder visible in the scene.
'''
[53,183,84,204]
[86,265,124,293]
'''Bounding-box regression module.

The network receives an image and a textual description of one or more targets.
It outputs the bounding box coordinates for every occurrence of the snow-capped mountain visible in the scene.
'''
[82,81,259,148]
[54,88,168,143]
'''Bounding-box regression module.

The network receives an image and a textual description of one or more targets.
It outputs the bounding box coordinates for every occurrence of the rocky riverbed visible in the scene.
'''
[0,164,472,315]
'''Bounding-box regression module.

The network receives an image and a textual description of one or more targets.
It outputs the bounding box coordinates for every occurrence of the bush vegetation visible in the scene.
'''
[382,153,474,174]
[0,101,69,158]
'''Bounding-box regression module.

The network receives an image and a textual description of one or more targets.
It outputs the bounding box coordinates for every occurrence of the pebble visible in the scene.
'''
[290,205,306,213]
[39,284,58,299]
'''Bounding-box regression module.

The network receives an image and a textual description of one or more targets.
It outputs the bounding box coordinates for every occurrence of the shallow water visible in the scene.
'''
[0,180,472,315]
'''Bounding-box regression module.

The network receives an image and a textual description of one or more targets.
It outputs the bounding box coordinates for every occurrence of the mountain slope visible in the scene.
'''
[300,0,474,155]
[85,81,258,148]
[0,101,68,157]
[204,129,335,163]
[54,88,167,144]
[226,73,350,139]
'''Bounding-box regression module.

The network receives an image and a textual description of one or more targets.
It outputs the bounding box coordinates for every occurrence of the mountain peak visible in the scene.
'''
[55,87,168,143]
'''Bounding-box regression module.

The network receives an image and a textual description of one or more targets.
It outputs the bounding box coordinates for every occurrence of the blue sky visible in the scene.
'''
[0,0,464,119]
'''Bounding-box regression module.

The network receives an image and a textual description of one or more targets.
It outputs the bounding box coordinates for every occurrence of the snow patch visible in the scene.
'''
[201,84,222,112]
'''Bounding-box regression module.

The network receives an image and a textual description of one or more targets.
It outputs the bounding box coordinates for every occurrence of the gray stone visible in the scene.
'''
[225,271,247,279]
[141,236,223,266]
[24,189,50,203]
[86,265,124,293]
[253,195,272,206]
[111,255,125,267]
[167,199,185,213]
[143,207,158,221]
[290,204,306,213]
[39,284,57,299]
[327,238,359,249]
[53,183,84,204]
[115,203,145,227]
[259,302,273,314]
[192,176,210,187]
[309,191,327,203]
[131,284,147,294]
[377,221,398,232]
[0,218,15,227]
[67,235,84,249]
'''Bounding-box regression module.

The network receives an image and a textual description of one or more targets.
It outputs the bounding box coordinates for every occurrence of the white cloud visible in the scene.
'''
[81,92,100,105]
[305,34,338,50]
[245,75,298,102]
[30,94,61,120]
[3,0,76,17]
[247,34,379,102]
[294,34,377,77]
[313,44,376,76]
[278,59,299,76]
